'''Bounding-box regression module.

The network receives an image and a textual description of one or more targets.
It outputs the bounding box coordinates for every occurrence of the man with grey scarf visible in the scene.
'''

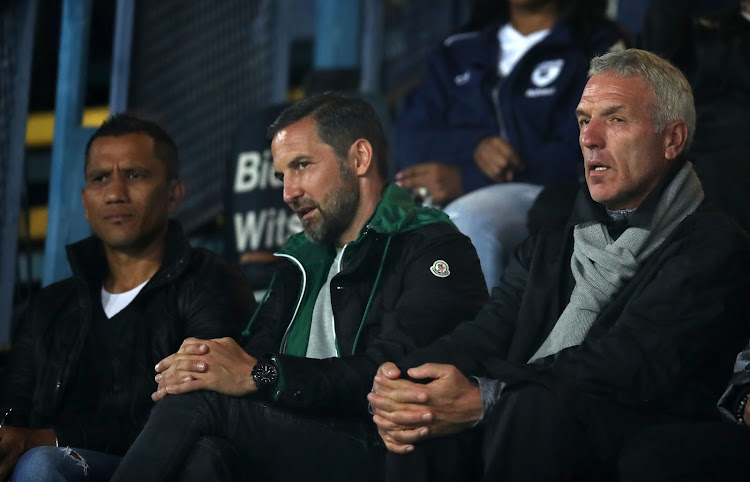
[369,49,750,481]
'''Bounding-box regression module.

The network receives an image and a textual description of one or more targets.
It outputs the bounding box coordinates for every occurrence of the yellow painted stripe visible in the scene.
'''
[25,106,110,148]
[18,206,48,241]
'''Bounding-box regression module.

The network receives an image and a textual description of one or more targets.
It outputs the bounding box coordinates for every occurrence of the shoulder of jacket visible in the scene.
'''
[22,278,80,329]
[33,277,77,302]
[177,247,249,291]
[185,247,227,271]
[685,201,749,238]
[387,221,464,251]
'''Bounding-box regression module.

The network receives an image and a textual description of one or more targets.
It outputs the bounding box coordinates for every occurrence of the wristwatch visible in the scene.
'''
[736,391,750,425]
[251,358,278,390]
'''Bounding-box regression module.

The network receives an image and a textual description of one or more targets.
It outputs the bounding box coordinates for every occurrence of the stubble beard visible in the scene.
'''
[302,168,360,245]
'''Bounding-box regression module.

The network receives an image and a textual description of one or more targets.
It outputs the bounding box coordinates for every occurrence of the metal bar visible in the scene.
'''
[313,0,361,69]
[42,0,94,286]
[0,0,39,347]
[271,0,292,103]
[109,0,135,113]
[359,0,382,93]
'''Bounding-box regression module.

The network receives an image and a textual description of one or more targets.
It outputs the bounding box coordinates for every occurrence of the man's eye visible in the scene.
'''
[297,161,310,169]
[578,118,589,127]
[128,172,145,179]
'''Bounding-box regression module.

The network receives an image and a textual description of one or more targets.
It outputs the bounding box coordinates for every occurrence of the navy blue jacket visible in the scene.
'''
[396,14,624,193]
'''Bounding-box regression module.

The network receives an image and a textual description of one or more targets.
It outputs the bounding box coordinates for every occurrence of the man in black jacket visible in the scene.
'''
[0,114,255,481]
[109,93,487,481]
[369,49,750,481]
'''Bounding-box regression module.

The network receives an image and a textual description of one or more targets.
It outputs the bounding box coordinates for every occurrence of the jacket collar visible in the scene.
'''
[468,10,582,72]
[65,219,191,290]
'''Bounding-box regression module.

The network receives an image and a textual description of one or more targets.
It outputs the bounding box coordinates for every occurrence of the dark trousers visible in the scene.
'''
[110,391,385,481]
[481,384,610,482]
[387,383,671,482]
[618,421,750,481]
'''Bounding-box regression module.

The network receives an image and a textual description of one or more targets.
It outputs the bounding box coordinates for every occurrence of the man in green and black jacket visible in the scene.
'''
[110,93,488,481]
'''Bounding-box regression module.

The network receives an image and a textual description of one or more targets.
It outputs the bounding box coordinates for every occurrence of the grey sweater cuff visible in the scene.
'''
[473,377,505,425]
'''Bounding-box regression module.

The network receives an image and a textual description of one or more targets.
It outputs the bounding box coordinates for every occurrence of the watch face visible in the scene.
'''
[252,361,278,386]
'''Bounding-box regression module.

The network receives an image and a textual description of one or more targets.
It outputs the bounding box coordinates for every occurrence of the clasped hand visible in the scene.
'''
[367,362,482,454]
[152,337,257,401]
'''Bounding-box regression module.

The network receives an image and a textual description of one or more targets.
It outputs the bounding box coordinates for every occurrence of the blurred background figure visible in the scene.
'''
[640,0,750,155]
[394,0,627,290]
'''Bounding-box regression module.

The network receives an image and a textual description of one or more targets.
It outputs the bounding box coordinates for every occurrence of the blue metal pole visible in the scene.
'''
[313,0,361,69]
[271,0,293,103]
[359,0,382,93]
[42,0,96,286]
[109,0,135,113]
[0,0,39,347]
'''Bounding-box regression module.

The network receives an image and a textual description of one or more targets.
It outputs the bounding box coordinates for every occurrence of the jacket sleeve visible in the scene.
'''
[542,219,750,414]
[263,229,488,415]
[0,300,45,426]
[717,343,750,422]
[395,43,497,194]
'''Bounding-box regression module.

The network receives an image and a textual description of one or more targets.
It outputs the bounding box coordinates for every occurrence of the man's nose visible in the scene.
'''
[105,174,129,203]
[282,180,302,204]
[580,118,605,150]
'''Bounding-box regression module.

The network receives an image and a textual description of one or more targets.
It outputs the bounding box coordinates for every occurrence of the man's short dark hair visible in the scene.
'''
[85,113,179,180]
[267,92,389,180]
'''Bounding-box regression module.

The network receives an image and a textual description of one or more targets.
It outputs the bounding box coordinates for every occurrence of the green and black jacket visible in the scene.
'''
[242,184,487,415]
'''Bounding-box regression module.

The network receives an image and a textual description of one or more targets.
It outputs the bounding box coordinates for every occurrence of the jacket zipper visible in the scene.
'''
[491,77,507,139]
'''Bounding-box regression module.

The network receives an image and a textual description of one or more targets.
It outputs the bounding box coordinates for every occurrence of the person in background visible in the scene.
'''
[639,0,750,155]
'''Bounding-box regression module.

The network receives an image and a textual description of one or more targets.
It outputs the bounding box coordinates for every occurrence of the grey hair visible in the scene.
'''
[589,48,696,154]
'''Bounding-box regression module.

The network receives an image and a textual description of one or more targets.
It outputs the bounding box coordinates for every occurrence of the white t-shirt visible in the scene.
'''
[497,23,550,77]
[306,247,345,359]
[101,279,150,319]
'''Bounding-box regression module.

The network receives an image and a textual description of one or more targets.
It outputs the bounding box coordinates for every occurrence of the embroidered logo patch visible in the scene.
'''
[430,260,450,278]
[530,59,564,87]
[454,71,471,86]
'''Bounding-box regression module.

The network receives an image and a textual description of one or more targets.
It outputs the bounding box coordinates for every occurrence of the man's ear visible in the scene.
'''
[349,139,374,176]
[81,188,89,221]
[663,120,688,160]
[167,179,186,213]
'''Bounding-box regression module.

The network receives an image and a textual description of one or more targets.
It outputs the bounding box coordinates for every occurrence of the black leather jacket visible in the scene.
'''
[1,221,255,454]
